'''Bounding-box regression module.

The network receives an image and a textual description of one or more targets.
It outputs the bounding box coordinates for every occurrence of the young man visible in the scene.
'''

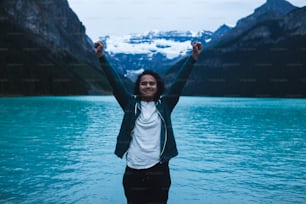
[95,40,202,204]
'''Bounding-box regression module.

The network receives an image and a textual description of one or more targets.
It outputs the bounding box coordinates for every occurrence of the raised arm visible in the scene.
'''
[163,41,202,111]
[95,41,131,110]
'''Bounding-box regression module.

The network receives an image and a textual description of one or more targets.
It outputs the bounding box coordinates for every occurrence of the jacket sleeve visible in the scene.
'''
[99,56,131,110]
[163,56,196,112]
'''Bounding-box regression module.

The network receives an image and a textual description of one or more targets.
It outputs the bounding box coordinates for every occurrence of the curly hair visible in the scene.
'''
[134,70,165,101]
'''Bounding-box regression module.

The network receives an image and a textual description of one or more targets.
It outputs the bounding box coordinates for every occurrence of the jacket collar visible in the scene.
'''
[134,97,161,115]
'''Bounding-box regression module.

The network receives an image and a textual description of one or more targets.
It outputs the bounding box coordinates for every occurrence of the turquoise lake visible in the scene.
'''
[0,96,305,204]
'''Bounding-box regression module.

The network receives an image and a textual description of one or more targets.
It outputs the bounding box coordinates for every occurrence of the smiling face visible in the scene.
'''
[139,74,158,102]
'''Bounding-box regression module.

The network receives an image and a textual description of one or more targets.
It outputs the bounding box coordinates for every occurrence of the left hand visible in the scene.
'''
[192,41,202,60]
[94,41,104,57]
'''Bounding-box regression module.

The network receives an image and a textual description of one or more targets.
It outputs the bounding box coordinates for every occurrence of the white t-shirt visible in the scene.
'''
[126,101,161,169]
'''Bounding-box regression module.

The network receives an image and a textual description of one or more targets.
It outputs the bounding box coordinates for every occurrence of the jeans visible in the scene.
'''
[123,162,171,204]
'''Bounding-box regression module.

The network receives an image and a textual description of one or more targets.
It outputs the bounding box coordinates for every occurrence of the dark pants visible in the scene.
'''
[123,162,171,204]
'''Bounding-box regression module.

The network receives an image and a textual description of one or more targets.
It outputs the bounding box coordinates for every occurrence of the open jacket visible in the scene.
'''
[99,56,196,163]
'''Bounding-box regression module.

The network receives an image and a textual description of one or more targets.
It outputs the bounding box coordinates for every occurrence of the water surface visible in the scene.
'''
[0,96,305,203]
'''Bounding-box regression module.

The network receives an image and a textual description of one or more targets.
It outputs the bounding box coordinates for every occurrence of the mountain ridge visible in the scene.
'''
[180,4,306,98]
[0,0,305,97]
[0,0,111,96]
[101,29,224,81]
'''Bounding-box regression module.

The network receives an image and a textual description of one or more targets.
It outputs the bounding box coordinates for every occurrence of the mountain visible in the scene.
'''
[211,24,232,40]
[0,0,111,96]
[209,0,297,47]
[1,0,305,97]
[179,1,306,97]
[101,30,215,82]
[101,0,305,98]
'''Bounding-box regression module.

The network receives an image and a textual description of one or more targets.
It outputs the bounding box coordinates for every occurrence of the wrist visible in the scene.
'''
[97,52,104,58]
[191,54,198,61]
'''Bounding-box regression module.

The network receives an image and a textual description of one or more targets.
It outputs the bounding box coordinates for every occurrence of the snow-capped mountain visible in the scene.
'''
[99,30,216,81]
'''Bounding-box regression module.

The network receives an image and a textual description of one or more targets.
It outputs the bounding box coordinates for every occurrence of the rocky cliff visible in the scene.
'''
[180,1,306,98]
[213,0,297,46]
[0,0,110,96]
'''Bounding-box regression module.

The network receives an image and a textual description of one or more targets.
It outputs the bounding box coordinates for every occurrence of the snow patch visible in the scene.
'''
[102,35,193,59]
[124,68,145,82]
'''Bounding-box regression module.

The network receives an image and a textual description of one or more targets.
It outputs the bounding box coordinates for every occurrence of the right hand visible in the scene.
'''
[191,41,202,60]
[94,41,104,57]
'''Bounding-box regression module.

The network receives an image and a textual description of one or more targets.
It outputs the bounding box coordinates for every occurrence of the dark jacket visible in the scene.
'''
[99,56,196,163]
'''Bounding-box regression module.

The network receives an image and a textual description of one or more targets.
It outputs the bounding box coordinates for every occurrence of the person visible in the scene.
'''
[94,40,202,204]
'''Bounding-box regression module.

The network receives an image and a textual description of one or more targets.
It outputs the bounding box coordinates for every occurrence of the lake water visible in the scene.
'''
[0,96,305,204]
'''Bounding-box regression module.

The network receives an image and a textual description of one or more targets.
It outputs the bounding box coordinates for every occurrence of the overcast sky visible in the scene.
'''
[67,0,306,41]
